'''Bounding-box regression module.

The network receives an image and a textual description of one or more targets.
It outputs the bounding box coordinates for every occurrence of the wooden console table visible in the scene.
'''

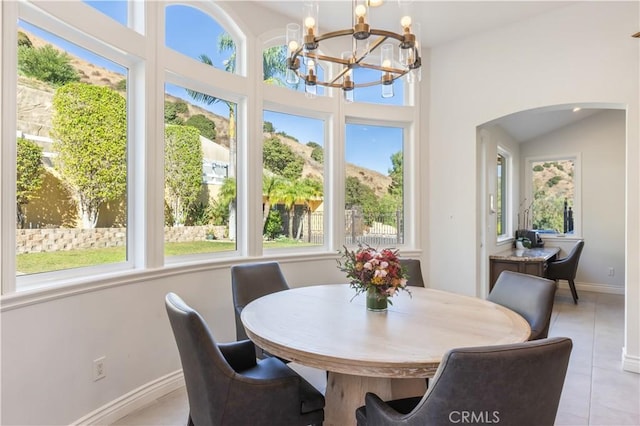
[489,247,560,290]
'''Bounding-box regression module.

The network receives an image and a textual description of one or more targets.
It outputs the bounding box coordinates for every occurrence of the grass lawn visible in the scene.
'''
[16,239,320,274]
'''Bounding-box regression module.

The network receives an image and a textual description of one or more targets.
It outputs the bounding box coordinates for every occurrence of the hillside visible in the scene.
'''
[16,30,392,197]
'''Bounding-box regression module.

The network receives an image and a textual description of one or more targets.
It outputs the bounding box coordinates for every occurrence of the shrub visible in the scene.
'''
[532,165,544,172]
[18,44,79,86]
[311,146,323,163]
[17,31,33,48]
[164,125,203,226]
[185,114,216,140]
[16,137,45,228]
[51,83,126,228]
[264,209,283,239]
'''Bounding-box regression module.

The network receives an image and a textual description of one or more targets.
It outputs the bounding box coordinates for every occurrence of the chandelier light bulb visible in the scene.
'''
[382,59,391,68]
[305,16,316,29]
[288,40,299,52]
[355,4,367,17]
[401,15,412,29]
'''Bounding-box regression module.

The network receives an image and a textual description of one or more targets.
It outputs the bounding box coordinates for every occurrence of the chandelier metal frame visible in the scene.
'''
[285,1,422,96]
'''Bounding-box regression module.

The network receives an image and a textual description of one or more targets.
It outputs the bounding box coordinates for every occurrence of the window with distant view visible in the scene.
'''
[262,111,325,249]
[530,158,576,234]
[15,21,129,276]
[345,123,404,245]
[163,83,237,258]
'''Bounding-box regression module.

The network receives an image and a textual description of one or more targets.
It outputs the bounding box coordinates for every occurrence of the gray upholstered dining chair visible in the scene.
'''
[399,258,425,287]
[488,270,557,340]
[231,261,290,358]
[545,240,584,304]
[356,337,572,426]
[165,292,325,426]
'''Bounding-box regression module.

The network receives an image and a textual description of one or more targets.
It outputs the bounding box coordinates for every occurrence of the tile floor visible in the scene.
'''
[112,289,640,426]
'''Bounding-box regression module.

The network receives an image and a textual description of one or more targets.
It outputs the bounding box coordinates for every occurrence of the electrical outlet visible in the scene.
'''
[93,356,106,381]
[608,267,615,277]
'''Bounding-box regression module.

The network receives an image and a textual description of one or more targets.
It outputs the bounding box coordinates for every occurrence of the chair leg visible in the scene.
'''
[568,279,579,304]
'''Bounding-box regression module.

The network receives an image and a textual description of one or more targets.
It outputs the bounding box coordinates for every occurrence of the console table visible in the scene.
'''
[489,247,560,290]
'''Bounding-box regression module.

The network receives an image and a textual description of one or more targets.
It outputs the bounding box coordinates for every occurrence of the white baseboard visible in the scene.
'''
[71,370,184,426]
[557,280,625,295]
[622,348,640,374]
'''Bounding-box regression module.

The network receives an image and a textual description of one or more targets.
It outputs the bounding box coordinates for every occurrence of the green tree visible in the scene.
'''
[309,143,324,164]
[294,177,323,240]
[185,114,216,140]
[16,137,45,228]
[264,209,283,240]
[388,151,403,199]
[164,101,185,125]
[262,45,288,86]
[263,121,275,133]
[18,44,79,86]
[17,31,33,48]
[214,177,236,228]
[263,136,304,180]
[164,125,203,226]
[51,83,126,228]
[262,174,285,234]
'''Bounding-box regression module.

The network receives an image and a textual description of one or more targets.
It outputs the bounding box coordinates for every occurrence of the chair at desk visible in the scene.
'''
[399,258,425,287]
[165,292,325,426]
[231,261,290,359]
[488,271,557,340]
[355,337,572,426]
[545,240,584,304]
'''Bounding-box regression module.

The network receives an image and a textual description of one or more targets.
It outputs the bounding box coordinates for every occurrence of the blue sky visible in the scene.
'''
[23,1,404,175]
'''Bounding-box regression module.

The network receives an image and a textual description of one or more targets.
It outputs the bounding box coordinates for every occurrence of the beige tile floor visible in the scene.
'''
[112,289,640,426]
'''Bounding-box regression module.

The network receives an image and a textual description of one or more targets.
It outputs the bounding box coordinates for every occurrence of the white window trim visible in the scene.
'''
[496,146,513,243]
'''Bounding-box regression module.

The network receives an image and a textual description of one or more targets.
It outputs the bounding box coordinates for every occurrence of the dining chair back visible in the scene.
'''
[165,292,325,426]
[231,261,290,357]
[399,258,425,287]
[488,270,557,340]
[545,240,584,304]
[356,337,572,426]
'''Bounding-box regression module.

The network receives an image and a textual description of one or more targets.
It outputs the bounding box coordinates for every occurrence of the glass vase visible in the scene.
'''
[366,287,388,312]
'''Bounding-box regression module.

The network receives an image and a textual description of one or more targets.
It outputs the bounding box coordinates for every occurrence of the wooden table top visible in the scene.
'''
[241,284,531,378]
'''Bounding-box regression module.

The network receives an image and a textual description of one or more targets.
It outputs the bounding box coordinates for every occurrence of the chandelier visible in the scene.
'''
[285,0,422,101]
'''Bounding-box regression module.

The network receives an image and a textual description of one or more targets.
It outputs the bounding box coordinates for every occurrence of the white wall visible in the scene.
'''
[427,0,639,369]
[0,257,349,425]
[520,110,626,291]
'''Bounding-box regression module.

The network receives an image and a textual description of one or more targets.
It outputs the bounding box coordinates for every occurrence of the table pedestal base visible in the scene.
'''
[324,372,428,426]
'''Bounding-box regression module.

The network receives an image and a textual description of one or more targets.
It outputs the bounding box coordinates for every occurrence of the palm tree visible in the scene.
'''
[295,178,323,241]
[273,177,323,240]
[187,33,293,240]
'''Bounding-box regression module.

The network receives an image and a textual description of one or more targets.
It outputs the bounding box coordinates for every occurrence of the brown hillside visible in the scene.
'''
[17,30,391,196]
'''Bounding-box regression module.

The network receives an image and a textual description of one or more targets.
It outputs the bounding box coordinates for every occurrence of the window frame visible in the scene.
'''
[496,146,512,242]
[1,0,421,298]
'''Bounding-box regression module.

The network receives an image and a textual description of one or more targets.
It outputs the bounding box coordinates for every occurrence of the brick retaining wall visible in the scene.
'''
[16,225,227,254]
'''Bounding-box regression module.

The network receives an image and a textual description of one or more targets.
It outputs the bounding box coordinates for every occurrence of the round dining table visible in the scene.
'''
[241,284,531,426]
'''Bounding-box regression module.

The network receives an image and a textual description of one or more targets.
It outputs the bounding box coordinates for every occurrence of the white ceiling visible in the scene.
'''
[258,1,608,141]
[257,1,574,48]
[492,108,602,143]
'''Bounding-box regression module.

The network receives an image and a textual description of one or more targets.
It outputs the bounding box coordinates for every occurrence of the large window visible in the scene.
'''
[163,83,237,258]
[2,1,419,295]
[345,123,404,245]
[527,157,578,234]
[15,20,129,277]
[262,111,324,249]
